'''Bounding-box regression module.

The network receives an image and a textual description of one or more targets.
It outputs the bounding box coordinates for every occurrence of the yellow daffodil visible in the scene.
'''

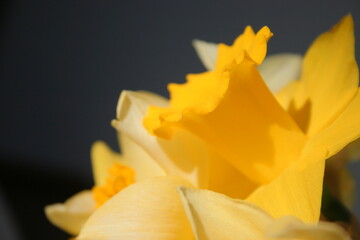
[47,15,359,240]
[143,14,359,223]
[45,135,166,235]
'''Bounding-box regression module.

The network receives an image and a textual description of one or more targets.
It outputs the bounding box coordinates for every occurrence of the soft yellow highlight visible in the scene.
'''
[45,191,95,235]
[92,139,165,184]
[92,162,135,208]
[78,176,194,240]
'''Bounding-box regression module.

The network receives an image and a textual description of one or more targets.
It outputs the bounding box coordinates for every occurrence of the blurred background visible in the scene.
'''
[0,0,359,239]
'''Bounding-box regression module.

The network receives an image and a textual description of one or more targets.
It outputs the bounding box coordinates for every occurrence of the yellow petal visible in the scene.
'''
[78,176,193,240]
[207,150,259,199]
[266,216,350,240]
[288,15,358,136]
[91,141,122,186]
[92,139,165,185]
[45,190,95,235]
[178,187,273,240]
[303,91,360,160]
[215,26,273,71]
[274,80,300,110]
[112,90,209,188]
[118,134,166,181]
[247,148,326,223]
[192,39,218,70]
[145,57,305,184]
[258,53,302,93]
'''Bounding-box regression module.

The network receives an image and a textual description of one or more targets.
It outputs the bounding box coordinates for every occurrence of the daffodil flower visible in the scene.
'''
[194,20,357,210]
[46,15,359,240]
[45,134,166,235]
[143,14,359,223]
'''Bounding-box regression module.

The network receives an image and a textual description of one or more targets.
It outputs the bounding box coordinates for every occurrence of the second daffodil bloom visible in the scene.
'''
[47,15,358,240]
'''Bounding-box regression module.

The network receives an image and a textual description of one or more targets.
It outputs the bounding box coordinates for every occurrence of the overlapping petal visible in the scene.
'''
[247,148,326,223]
[45,191,95,235]
[258,53,302,93]
[78,176,194,240]
[286,15,358,136]
[179,187,349,240]
[178,187,273,240]
[192,39,218,70]
[266,216,350,240]
[112,90,209,188]
[92,139,165,184]
[193,38,303,94]
[144,56,306,184]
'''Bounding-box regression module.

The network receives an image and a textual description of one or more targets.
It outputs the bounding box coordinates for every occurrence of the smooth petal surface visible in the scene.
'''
[258,53,302,93]
[303,91,360,160]
[207,150,259,199]
[288,15,358,136]
[92,139,165,185]
[91,141,120,186]
[45,191,95,235]
[78,176,193,240]
[274,80,300,110]
[192,39,218,70]
[266,216,350,240]
[247,148,326,223]
[178,187,273,240]
[118,134,166,181]
[112,90,209,188]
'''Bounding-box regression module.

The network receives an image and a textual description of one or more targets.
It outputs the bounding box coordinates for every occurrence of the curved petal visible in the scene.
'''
[258,53,302,93]
[91,141,120,186]
[145,57,305,184]
[303,91,360,160]
[78,176,193,240]
[192,39,218,70]
[178,187,273,240]
[215,26,272,72]
[288,15,358,136]
[92,140,165,185]
[45,191,94,235]
[274,80,300,110]
[112,90,209,188]
[118,134,166,181]
[266,216,350,240]
[247,148,326,223]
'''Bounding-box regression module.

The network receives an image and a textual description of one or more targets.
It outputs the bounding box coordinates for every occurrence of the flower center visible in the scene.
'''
[92,162,135,208]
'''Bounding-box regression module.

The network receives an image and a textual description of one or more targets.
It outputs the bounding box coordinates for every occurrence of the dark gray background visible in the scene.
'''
[0,0,359,239]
